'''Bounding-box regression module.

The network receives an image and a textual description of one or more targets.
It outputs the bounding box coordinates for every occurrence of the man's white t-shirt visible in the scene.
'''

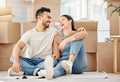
[20,27,58,59]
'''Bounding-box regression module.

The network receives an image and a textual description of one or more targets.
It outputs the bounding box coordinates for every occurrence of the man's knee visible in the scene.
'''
[10,56,14,64]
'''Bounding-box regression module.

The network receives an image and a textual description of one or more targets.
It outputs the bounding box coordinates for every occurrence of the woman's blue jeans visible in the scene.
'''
[53,39,88,78]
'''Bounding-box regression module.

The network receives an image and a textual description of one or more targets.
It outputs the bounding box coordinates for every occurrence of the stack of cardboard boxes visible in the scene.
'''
[97,1,120,73]
[21,0,60,33]
[74,21,98,71]
[0,7,20,71]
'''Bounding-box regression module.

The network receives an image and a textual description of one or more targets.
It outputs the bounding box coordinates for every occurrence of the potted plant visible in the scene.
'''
[103,0,120,35]
[104,0,120,16]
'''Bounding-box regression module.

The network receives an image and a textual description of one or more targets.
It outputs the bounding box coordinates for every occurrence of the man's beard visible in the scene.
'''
[43,21,50,29]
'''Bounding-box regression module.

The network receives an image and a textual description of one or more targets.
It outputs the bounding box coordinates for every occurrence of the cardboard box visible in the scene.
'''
[109,17,119,35]
[98,42,120,73]
[23,21,36,33]
[0,44,14,71]
[108,0,120,1]
[0,22,20,43]
[117,42,120,72]
[97,42,113,72]
[27,0,60,21]
[86,53,97,71]
[117,16,120,35]
[0,57,12,71]
[107,1,120,19]
[0,15,12,22]
[107,2,120,35]
[74,22,98,53]
[0,44,14,57]
[0,7,11,16]
[21,0,33,5]
[84,31,97,53]
[74,21,98,31]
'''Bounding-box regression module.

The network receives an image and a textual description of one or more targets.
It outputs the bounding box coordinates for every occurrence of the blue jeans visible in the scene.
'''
[10,56,58,76]
[53,39,88,78]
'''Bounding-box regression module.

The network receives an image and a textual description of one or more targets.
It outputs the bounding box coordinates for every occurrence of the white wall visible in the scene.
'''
[6,0,27,36]
[7,0,27,22]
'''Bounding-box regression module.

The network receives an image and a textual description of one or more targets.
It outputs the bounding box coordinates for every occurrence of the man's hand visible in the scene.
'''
[51,54,60,60]
[12,61,21,73]
[78,27,87,32]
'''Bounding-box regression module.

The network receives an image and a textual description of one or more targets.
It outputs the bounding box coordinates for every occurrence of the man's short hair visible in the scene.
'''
[35,7,51,19]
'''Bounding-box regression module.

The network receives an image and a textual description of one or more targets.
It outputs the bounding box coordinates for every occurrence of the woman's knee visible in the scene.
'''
[70,39,84,55]
[71,39,84,45]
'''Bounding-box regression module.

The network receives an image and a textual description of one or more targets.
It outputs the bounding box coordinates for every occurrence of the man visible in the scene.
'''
[8,7,59,76]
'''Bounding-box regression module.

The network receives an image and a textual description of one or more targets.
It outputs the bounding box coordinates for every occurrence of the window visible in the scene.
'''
[0,0,6,7]
[61,0,88,21]
[88,0,110,42]
[61,0,110,42]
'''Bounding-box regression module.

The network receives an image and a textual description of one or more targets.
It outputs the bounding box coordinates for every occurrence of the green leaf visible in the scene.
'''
[110,8,117,16]
[107,4,113,8]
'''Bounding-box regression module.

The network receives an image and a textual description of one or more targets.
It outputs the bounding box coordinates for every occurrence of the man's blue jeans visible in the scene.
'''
[10,56,58,76]
[53,39,88,78]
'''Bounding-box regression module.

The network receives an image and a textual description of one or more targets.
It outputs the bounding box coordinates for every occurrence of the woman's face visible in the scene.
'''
[59,16,71,30]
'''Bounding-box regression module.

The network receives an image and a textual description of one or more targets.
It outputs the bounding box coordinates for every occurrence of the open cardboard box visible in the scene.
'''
[74,21,98,53]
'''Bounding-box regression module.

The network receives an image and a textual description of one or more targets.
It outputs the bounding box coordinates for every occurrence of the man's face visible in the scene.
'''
[40,12,52,28]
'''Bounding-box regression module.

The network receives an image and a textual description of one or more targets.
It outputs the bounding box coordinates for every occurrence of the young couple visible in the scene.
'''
[8,7,88,80]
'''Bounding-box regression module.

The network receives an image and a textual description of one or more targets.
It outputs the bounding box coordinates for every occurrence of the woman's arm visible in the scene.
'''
[59,27,88,51]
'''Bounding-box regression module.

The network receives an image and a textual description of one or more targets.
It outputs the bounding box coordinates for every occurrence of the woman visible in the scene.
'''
[38,15,88,80]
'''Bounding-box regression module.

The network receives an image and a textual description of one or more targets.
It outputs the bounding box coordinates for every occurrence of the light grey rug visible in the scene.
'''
[0,71,108,80]
[62,72,108,79]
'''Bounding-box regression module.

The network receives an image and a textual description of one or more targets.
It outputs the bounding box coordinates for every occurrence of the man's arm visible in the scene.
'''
[52,34,62,60]
[65,27,87,42]
[12,40,25,73]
